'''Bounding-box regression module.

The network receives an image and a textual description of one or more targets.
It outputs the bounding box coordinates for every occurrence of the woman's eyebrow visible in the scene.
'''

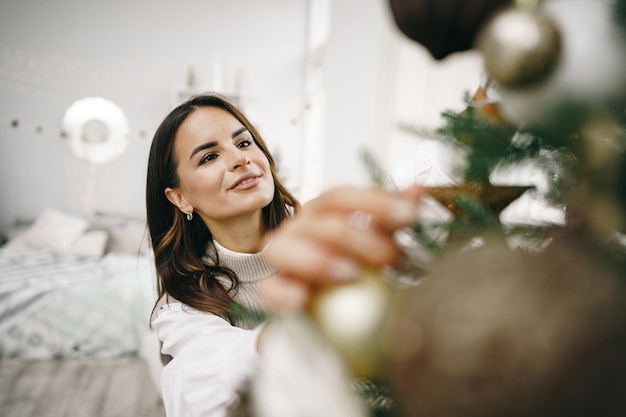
[231,127,248,138]
[189,141,217,160]
[188,128,248,160]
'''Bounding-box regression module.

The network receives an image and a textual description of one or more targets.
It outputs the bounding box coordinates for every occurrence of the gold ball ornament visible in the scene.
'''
[476,7,561,87]
[309,269,396,380]
[483,0,626,129]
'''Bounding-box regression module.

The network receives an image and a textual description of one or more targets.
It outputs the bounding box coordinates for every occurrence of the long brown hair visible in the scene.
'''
[146,94,299,320]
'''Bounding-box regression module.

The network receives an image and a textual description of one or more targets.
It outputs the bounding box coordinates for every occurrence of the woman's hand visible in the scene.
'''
[263,185,424,311]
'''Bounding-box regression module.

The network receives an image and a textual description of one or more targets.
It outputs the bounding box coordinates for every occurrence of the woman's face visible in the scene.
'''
[166,106,275,228]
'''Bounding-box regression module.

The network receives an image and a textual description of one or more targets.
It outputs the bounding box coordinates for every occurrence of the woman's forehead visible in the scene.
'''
[182,107,243,136]
[176,108,244,148]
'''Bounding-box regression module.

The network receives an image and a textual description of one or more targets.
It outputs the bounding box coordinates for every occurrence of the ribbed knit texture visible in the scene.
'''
[202,244,277,328]
[217,250,276,310]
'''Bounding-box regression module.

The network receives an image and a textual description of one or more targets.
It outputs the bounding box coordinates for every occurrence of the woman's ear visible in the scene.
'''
[165,187,192,214]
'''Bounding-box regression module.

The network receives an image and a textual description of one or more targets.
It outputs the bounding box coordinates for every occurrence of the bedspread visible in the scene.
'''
[0,249,157,359]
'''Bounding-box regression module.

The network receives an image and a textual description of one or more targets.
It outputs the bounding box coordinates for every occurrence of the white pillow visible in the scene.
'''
[5,208,88,253]
[107,221,150,256]
[65,229,109,258]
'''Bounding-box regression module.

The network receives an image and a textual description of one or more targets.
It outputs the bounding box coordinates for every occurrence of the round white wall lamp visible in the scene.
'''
[62,97,130,164]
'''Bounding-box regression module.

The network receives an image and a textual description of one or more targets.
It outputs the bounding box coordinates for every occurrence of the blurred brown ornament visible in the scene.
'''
[10,119,19,128]
[387,233,626,417]
[476,7,561,87]
[387,0,511,60]
[309,269,396,380]
[426,182,533,216]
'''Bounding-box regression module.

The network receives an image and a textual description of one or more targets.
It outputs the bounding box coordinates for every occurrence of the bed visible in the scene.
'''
[0,207,164,416]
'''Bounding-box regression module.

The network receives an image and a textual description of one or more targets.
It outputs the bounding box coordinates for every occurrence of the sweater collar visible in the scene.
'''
[204,240,277,284]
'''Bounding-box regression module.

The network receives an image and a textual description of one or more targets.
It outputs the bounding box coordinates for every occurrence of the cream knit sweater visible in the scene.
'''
[206,241,277,328]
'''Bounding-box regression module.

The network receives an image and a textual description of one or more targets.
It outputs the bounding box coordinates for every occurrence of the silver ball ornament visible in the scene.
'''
[476,7,561,87]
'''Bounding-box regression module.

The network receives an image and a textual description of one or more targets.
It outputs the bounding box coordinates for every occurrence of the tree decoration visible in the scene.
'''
[309,269,396,380]
[426,183,532,219]
[387,0,512,60]
[476,6,561,87]
[491,0,626,130]
[388,234,626,417]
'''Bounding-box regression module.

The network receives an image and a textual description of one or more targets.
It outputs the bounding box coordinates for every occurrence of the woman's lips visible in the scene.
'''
[230,175,260,190]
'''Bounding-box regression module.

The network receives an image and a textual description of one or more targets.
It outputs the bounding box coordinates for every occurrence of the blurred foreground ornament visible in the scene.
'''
[253,315,367,417]
[309,269,396,380]
[476,6,561,87]
[387,233,626,417]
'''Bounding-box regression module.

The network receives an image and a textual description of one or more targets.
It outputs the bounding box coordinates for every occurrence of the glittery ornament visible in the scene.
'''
[388,233,626,417]
[493,0,626,129]
[476,7,561,87]
[309,269,396,379]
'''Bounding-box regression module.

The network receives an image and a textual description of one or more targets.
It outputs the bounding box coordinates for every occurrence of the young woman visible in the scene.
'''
[146,94,300,417]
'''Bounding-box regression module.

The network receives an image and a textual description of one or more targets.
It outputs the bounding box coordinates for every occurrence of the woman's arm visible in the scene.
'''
[153,303,262,417]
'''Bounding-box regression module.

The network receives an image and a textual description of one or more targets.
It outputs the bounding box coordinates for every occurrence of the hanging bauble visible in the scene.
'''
[488,0,626,130]
[309,269,396,380]
[387,0,511,60]
[476,7,561,87]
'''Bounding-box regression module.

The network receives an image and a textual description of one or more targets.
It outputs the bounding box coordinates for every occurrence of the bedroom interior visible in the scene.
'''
[0,0,483,415]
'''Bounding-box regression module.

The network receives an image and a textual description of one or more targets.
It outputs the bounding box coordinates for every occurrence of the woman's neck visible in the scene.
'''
[207,213,265,254]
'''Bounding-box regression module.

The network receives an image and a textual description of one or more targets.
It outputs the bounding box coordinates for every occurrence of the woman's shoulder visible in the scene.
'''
[152,293,183,316]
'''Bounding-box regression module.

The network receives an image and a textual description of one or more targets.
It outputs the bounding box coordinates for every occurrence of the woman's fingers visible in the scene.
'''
[266,229,362,285]
[265,185,425,291]
[305,185,425,231]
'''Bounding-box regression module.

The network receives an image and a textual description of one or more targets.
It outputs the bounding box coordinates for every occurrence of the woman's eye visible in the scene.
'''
[200,153,218,164]
[237,139,252,149]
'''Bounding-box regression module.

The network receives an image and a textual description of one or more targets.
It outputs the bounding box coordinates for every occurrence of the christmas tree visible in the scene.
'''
[383,1,626,416]
[252,1,626,416]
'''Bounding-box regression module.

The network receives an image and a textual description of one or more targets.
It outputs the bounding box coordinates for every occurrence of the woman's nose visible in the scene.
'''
[229,148,249,170]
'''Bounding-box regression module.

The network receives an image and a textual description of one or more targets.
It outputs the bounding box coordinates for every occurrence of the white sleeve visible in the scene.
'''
[152,302,262,417]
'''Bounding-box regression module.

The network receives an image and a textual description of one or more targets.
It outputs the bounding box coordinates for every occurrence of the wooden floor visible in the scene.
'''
[0,356,165,417]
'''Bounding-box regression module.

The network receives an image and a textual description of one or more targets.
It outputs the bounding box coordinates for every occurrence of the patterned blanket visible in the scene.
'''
[0,249,157,359]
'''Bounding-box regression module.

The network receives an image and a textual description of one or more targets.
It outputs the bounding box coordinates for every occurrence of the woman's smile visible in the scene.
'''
[229,174,261,190]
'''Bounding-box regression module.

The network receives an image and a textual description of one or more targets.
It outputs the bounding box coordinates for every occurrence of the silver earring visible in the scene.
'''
[186,212,193,221]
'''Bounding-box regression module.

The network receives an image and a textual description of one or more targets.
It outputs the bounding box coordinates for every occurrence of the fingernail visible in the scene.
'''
[328,257,361,281]
[391,200,417,225]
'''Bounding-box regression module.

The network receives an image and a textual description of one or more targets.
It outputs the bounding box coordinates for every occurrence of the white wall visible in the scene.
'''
[321,0,392,187]
[320,0,484,189]
[0,0,308,232]
[0,0,485,234]
[384,35,484,175]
